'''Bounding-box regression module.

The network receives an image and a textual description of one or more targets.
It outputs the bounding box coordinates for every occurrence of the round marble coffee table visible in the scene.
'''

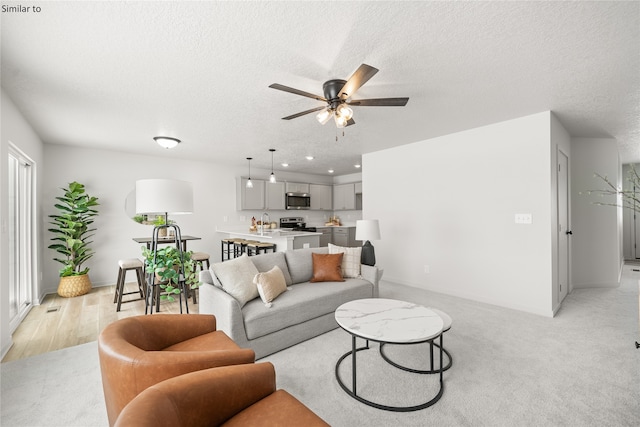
[334,298,445,412]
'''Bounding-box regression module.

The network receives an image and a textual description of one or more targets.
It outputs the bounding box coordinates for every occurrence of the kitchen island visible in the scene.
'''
[217,228,321,252]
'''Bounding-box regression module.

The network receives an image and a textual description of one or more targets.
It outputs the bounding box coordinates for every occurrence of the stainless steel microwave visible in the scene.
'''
[285,192,311,210]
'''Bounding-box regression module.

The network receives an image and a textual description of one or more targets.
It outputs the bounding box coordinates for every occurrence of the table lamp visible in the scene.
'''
[356,219,381,266]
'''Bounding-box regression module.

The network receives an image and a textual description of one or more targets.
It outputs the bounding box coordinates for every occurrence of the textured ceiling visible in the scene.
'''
[2,1,639,176]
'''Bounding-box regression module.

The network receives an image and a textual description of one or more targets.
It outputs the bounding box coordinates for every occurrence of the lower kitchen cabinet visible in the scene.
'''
[332,227,360,247]
[317,227,332,247]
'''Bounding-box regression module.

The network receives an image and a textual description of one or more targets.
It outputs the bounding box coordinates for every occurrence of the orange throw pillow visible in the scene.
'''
[310,253,345,282]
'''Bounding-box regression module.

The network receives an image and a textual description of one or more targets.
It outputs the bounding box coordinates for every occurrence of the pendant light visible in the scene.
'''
[246,157,253,188]
[269,149,276,183]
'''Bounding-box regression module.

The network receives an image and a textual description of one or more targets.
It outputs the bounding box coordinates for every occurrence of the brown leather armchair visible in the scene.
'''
[98,314,255,426]
[114,362,330,427]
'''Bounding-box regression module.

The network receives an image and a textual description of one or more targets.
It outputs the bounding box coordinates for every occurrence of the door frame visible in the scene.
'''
[8,143,37,332]
[557,148,571,304]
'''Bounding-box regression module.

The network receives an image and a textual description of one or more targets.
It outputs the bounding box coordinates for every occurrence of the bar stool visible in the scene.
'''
[188,252,210,304]
[114,258,146,312]
[246,242,277,256]
[221,238,235,261]
[233,239,250,257]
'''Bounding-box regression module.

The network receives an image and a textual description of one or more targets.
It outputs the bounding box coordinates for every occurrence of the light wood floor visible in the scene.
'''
[1,282,199,363]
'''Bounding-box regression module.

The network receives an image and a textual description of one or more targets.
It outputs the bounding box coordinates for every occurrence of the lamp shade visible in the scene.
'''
[355,220,381,241]
[135,179,193,215]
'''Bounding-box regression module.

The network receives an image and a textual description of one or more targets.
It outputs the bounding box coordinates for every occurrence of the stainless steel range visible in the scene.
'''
[279,217,317,232]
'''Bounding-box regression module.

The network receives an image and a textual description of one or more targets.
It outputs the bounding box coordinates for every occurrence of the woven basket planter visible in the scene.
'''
[57,274,92,298]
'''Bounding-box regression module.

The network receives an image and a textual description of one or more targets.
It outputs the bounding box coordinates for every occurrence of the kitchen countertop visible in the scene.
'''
[217,228,321,239]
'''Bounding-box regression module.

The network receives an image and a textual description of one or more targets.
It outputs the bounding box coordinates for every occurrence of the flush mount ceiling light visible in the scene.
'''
[306,156,314,161]
[269,149,276,183]
[269,63,409,129]
[355,164,361,168]
[246,157,253,188]
[153,136,181,149]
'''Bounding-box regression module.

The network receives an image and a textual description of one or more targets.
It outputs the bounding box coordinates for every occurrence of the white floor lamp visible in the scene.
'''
[135,179,193,313]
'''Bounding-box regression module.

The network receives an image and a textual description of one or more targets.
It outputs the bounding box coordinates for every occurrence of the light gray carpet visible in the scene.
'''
[2,265,639,426]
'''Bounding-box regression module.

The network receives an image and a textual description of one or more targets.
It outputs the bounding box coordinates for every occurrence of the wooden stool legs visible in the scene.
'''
[114,262,146,312]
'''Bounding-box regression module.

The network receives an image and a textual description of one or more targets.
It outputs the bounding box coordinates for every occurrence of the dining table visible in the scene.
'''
[132,235,201,252]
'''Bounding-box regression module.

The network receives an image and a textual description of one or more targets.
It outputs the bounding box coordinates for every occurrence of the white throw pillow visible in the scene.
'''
[211,254,259,307]
[328,243,362,278]
[253,265,288,304]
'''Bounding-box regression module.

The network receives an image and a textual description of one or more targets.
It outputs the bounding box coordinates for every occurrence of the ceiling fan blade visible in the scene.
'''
[338,64,379,99]
[269,83,327,102]
[348,97,409,107]
[346,118,356,127]
[281,106,326,120]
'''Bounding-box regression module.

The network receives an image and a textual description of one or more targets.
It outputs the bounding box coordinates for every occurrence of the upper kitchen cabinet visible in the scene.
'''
[333,183,356,210]
[310,184,332,210]
[237,178,265,210]
[285,182,310,193]
[266,181,286,210]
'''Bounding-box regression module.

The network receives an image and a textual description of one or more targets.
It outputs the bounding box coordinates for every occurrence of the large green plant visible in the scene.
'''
[48,181,99,277]
[142,245,199,302]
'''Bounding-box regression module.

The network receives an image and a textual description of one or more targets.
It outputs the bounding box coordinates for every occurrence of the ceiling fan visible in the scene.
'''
[269,64,409,128]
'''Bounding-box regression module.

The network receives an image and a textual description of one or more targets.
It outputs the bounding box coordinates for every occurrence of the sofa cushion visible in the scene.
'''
[211,255,259,307]
[249,251,292,286]
[253,266,288,304]
[242,278,374,340]
[328,243,362,278]
[310,253,344,283]
[284,247,329,284]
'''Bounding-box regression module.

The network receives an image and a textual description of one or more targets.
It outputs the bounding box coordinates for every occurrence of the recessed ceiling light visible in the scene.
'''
[306,156,314,161]
[281,163,289,167]
[328,169,334,174]
[354,164,361,168]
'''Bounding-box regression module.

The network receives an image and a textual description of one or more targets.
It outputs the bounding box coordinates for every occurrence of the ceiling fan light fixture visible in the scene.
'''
[336,104,353,121]
[316,108,334,125]
[153,136,180,149]
[334,115,348,128]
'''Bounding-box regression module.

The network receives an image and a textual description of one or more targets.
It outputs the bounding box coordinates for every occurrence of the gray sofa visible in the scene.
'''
[199,247,380,359]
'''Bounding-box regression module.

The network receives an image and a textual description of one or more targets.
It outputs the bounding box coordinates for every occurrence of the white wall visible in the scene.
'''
[570,137,622,287]
[1,89,45,358]
[364,112,555,317]
[40,144,348,295]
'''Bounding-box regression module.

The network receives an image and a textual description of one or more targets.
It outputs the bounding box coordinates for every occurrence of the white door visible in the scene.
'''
[8,145,35,331]
[557,150,570,304]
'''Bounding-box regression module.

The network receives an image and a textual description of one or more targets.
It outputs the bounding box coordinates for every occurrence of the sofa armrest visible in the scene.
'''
[199,282,251,349]
[360,264,381,298]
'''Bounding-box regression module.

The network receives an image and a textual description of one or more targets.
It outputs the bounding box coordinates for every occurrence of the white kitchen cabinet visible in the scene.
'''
[237,178,265,210]
[310,184,332,210]
[285,182,310,193]
[265,181,285,210]
[333,183,356,210]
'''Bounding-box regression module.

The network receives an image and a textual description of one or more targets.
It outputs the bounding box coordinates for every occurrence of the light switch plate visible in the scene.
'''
[515,213,533,224]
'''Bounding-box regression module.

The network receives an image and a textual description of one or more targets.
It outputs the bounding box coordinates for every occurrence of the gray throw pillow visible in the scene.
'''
[211,254,259,307]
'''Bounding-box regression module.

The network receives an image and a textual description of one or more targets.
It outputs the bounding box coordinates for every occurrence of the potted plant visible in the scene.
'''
[153,216,174,237]
[48,181,99,297]
[142,245,199,302]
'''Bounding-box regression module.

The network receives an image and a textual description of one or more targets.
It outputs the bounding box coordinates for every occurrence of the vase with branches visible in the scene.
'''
[588,165,640,212]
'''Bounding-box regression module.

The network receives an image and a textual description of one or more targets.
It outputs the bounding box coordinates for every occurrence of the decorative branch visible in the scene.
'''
[586,165,640,212]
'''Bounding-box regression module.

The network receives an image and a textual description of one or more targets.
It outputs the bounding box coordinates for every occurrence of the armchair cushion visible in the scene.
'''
[114,363,329,427]
[98,314,255,426]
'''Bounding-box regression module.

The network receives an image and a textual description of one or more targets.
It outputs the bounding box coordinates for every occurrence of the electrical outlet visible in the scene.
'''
[240,215,246,222]
[424,265,430,274]
[515,213,533,224]
[223,216,228,222]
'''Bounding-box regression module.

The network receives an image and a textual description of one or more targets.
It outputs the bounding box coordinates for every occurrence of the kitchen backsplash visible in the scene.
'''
[226,210,362,228]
